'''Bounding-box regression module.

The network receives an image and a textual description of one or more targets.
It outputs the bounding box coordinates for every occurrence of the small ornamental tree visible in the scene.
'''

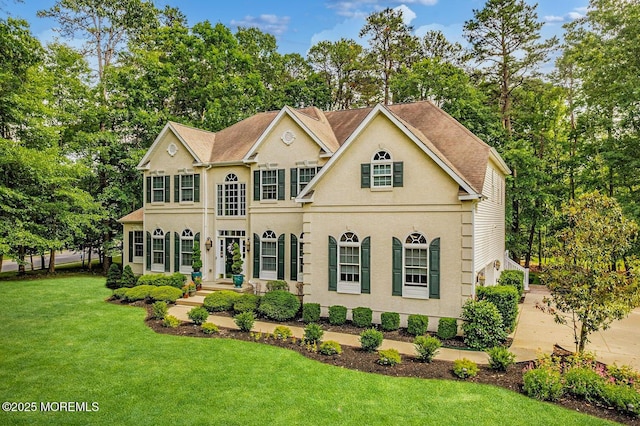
[120,264,137,288]
[192,243,202,272]
[231,242,243,275]
[542,192,640,353]
[106,263,122,290]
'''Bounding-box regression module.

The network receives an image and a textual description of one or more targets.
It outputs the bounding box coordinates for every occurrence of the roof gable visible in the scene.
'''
[137,122,212,169]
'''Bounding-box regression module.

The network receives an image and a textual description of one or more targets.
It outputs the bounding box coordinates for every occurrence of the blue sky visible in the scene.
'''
[4,0,588,55]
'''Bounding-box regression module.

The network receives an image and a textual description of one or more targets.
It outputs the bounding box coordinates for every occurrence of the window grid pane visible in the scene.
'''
[405,247,427,286]
[298,167,316,192]
[372,164,392,187]
[261,241,277,272]
[134,231,144,257]
[180,175,194,202]
[153,237,164,264]
[225,182,239,215]
[339,246,359,282]
[152,176,164,202]
[261,170,277,200]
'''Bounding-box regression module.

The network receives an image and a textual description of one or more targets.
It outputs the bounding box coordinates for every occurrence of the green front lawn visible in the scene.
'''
[0,277,613,425]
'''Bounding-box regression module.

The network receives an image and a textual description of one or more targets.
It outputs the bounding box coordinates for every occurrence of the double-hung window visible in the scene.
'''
[261,170,277,200]
[152,176,165,202]
[133,231,144,260]
[298,167,316,193]
[151,228,165,271]
[260,230,277,280]
[217,174,246,216]
[372,150,392,188]
[180,175,194,202]
[404,233,428,287]
[180,229,194,272]
[338,232,360,293]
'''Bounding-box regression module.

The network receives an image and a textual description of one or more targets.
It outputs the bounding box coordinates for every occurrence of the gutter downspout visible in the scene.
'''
[202,165,212,281]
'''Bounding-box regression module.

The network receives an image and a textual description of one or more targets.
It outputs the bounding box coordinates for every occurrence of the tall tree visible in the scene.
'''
[420,30,466,66]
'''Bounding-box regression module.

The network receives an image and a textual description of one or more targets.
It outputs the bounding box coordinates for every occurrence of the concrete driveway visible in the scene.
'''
[510,285,640,369]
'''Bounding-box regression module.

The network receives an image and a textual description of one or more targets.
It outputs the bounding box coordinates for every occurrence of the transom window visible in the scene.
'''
[298,167,317,193]
[152,228,165,270]
[261,230,277,277]
[217,173,246,216]
[261,170,277,200]
[180,229,194,270]
[404,232,428,287]
[339,232,360,283]
[133,231,143,258]
[372,150,392,188]
[152,176,165,202]
[180,175,194,202]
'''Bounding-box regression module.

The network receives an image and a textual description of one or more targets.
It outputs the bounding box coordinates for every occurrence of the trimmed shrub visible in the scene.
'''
[414,335,441,363]
[234,311,255,332]
[380,312,400,331]
[273,325,293,340]
[407,314,429,336]
[461,299,507,350]
[476,285,519,333]
[328,305,347,325]
[266,280,289,292]
[202,323,219,334]
[523,366,564,401]
[319,340,342,356]
[203,290,242,312]
[112,288,128,300]
[162,315,180,328]
[233,294,260,314]
[151,301,168,320]
[120,265,137,288]
[453,358,479,379]
[352,307,373,328]
[149,286,183,303]
[378,348,401,366]
[498,270,524,298]
[487,346,516,372]
[437,317,458,339]
[303,323,324,344]
[106,263,122,290]
[123,285,155,302]
[302,303,321,323]
[187,306,209,325]
[600,383,640,416]
[360,328,383,352]
[258,290,300,321]
[136,272,186,289]
[564,367,606,403]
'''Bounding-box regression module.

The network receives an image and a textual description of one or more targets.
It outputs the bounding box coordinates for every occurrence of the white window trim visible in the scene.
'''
[151,228,164,272]
[133,230,144,264]
[337,233,361,294]
[371,150,393,189]
[179,229,194,274]
[218,174,246,216]
[151,176,165,203]
[179,174,195,203]
[298,233,304,277]
[402,233,429,299]
[260,230,277,280]
[297,167,317,195]
[260,169,278,201]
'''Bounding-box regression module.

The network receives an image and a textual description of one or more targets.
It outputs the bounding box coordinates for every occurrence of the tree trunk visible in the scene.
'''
[578,321,588,353]
[48,250,56,274]
[41,254,46,270]
[18,246,25,275]
[524,215,537,269]
[87,246,93,271]
[0,253,3,273]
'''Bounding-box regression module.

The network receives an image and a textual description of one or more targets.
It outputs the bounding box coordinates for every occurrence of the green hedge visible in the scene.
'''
[149,286,184,303]
[498,270,524,298]
[437,317,458,339]
[258,290,300,321]
[380,312,400,331]
[461,299,506,350]
[407,314,429,336]
[123,285,155,302]
[302,303,321,323]
[359,328,383,352]
[136,273,186,289]
[352,307,372,328]
[476,285,519,333]
[233,294,260,314]
[328,305,347,325]
[203,290,242,312]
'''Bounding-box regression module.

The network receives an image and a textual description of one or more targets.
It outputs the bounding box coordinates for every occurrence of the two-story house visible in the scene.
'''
[118,101,511,324]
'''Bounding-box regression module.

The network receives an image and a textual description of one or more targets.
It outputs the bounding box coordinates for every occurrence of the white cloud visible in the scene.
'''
[544,15,565,23]
[400,0,437,5]
[230,14,291,36]
[394,5,417,25]
[567,11,584,20]
[414,22,467,46]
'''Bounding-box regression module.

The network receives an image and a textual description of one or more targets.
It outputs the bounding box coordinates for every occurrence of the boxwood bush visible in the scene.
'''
[498,270,524,298]
[453,358,479,379]
[461,299,506,350]
[318,340,342,355]
[380,312,400,331]
[407,314,429,336]
[112,288,128,300]
[377,348,401,366]
[149,286,183,303]
[328,305,347,325]
[203,290,242,312]
[303,323,324,344]
[187,306,209,325]
[352,307,372,328]
[201,323,219,334]
[233,294,260,314]
[151,301,168,320]
[359,328,383,352]
[234,311,255,332]
[302,303,321,323]
[258,290,300,321]
[137,272,186,288]
[414,335,441,362]
[476,285,519,333]
[437,317,458,339]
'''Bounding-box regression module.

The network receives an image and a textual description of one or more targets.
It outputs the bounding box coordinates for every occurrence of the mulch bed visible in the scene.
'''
[123,300,638,425]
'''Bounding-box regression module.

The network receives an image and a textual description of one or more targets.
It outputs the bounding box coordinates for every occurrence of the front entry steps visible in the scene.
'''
[175,280,254,307]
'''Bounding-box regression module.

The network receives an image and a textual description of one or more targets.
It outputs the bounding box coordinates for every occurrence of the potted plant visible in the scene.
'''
[182,284,190,298]
[188,282,196,296]
[194,277,202,291]
[230,242,244,288]
[191,242,203,282]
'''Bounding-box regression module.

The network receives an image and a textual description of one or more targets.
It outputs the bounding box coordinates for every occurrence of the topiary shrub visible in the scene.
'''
[120,265,137,288]
[149,286,183,303]
[453,358,479,379]
[112,288,128,300]
[123,285,155,302]
[380,312,400,331]
[187,306,209,325]
[487,346,516,372]
[437,317,458,339]
[461,299,507,350]
[498,270,524,298]
[162,315,180,328]
[203,290,242,312]
[328,305,347,325]
[319,340,342,356]
[151,301,168,320]
[233,294,260,314]
[302,303,321,323]
[378,348,401,366]
[352,307,372,328]
[202,323,219,334]
[303,323,324,344]
[564,367,606,403]
[523,366,564,401]
[106,263,122,290]
[258,290,300,321]
[359,328,383,352]
[234,311,255,332]
[414,335,441,363]
[266,280,289,292]
[273,325,293,340]
[407,314,429,336]
[476,285,519,333]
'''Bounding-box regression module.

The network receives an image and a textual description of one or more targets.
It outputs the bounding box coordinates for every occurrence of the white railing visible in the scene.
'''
[504,250,530,291]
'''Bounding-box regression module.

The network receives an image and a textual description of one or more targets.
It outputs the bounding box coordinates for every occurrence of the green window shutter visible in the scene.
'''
[290,168,298,197]
[253,233,260,278]
[217,184,222,215]
[429,238,440,299]
[174,175,180,203]
[194,174,200,202]
[277,169,285,200]
[146,232,151,270]
[277,234,285,280]
[392,237,402,296]
[164,175,171,202]
[164,232,171,272]
[128,231,133,263]
[174,232,180,272]
[393,162,404,187]
[290,234,298,281]
[361,236,370,294]
[146,177,151,204]
[328,236,337,291]
[253,170,260,201]
[361,163,370,188]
